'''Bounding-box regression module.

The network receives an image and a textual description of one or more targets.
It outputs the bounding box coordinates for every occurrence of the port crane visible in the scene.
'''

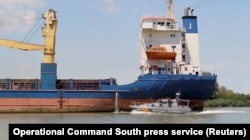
[0,9,57,64]
[0,9,58,89]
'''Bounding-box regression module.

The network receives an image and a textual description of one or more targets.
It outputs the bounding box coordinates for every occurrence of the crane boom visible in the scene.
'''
[0,9,57,63]
[0,39,45,51]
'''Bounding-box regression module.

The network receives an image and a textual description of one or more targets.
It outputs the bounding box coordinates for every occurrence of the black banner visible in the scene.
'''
[9,124,250,139]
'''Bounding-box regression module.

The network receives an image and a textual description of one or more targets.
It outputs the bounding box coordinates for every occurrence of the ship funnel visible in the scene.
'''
[191,9,194,16]
[184,7,190,16]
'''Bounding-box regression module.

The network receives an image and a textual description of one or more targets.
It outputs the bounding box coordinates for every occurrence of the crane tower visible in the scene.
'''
[0,9,58,89]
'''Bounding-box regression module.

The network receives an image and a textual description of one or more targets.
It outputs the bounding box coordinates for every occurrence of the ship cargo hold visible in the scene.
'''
[0,0,217,113]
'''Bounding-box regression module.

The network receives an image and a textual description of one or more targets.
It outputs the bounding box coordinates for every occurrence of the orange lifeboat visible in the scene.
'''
[146,46,176,60]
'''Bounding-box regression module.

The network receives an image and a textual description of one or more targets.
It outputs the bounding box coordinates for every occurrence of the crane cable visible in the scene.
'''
[22,18,44,43]
[0,10,46,43]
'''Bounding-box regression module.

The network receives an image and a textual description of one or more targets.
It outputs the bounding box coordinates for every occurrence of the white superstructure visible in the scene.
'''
[139,0,201,75]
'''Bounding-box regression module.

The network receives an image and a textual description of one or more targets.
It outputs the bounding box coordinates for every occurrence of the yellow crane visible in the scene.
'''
[0,9,58,64]
[0,9,58,90]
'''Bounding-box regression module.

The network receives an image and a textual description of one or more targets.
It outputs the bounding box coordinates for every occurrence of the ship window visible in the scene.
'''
[182,44,185,49]
[158,68,161,74]
[157,22,164,26]
[158,67,165,74]
[166,22,170,26]
[182,45,186,53]
[170,34,175,37]
[149,67,152,74]
[182,55,186,62]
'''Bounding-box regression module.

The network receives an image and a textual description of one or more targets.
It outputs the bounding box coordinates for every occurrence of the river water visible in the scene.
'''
[2,107,250,139]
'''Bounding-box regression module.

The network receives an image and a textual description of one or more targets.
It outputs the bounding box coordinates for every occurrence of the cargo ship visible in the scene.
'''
[0,0,217,112]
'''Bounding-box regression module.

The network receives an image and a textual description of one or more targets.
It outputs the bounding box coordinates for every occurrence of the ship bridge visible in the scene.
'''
[141,17,179,31]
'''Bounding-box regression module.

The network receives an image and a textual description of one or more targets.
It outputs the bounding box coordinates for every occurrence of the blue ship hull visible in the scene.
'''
[0,74,217,112]
[101,74,217,100]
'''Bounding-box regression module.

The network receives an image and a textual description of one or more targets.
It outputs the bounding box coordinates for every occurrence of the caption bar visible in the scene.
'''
[9,124,250,139]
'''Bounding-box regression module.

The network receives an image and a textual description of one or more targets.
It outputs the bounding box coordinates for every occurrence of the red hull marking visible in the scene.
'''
[0,98,115,112]
[0,98,205,112]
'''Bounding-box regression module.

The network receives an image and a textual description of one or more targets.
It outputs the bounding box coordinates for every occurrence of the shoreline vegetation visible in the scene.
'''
[205,85,250,107]
[202,71,250,107]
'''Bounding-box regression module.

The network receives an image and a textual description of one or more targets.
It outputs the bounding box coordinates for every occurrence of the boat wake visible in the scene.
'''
[130,110,154,114]
[195,109,246,115]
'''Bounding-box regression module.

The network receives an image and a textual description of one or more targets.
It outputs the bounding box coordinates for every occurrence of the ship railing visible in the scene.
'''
[0,83,5,90]
[141,13,169,19]
[130,100,153,106]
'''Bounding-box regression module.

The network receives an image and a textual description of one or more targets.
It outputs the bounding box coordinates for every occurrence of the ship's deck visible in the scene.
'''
[0,78,116,90]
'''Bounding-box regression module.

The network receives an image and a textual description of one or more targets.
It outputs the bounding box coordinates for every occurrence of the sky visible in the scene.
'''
[0,0,249,94]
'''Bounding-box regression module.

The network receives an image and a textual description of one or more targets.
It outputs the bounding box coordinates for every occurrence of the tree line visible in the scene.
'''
[204,83,250,107]
[201,71,250,107]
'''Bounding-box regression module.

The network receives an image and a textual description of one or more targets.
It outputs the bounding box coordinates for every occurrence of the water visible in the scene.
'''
[2,107,250,139]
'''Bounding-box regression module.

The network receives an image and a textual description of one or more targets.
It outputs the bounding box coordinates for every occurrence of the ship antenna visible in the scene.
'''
[166,0,174,19]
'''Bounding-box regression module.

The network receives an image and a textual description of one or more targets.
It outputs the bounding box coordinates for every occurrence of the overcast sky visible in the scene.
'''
[0,0,249,94]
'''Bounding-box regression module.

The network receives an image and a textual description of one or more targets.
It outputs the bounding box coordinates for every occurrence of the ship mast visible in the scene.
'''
[166,0,174,19]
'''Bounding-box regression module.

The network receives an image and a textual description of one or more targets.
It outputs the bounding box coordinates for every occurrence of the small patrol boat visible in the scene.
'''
[129,92,192,114]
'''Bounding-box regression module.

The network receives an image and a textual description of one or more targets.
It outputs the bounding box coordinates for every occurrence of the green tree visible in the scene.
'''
[205,86,250,107]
